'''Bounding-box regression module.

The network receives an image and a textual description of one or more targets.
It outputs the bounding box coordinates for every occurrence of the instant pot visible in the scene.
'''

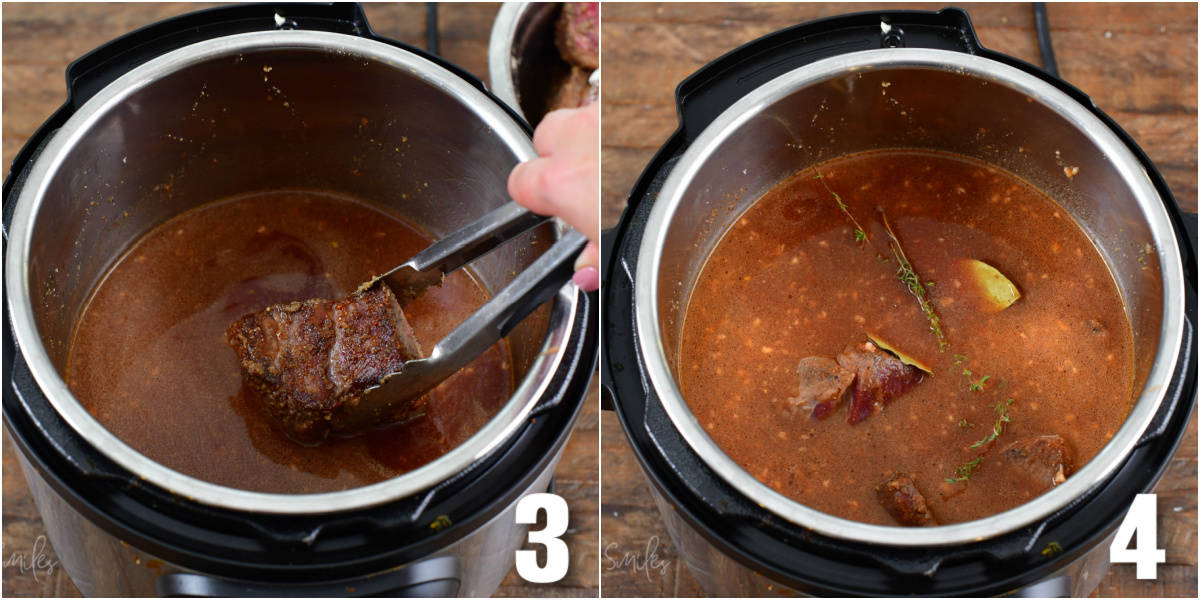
[602,8,1196,597]
[4,3,596,596]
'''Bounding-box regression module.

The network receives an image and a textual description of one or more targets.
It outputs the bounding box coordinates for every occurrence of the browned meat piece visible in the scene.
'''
[548,66,594,111]
[875,473,938,526]
[836,341,924,424]
[226,283,422,444]
[789,356,854,420]
[1002,435,1074,489]
[555,2,599,70]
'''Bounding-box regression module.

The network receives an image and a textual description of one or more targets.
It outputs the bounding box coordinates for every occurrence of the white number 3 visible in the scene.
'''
[1109,493,1166,579]
[515,493,569,583]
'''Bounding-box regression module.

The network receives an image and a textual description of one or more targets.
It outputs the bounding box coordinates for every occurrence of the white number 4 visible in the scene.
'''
[515,493,569,583]
[1109,493,1166,579]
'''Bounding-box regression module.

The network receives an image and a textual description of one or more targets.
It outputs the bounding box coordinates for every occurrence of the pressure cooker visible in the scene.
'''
[602,8,1196,597]
[4,3,596,596]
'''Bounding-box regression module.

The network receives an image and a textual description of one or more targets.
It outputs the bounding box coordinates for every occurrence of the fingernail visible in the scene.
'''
[572,266,600,292]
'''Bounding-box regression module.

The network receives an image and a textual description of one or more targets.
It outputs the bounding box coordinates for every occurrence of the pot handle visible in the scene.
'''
[63,3,375,110]
[674,8,984,142]
[155,556,461,597]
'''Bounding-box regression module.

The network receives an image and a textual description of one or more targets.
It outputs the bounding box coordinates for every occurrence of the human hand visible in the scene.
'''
[507,102,600,291]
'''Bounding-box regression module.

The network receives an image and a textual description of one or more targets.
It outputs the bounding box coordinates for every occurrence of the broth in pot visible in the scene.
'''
[679,149,1133,526]
[67,190,512,494]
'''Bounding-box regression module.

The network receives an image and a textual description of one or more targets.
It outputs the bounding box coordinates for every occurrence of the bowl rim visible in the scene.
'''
[487,1,530,120]
[634,48,1187,547]
[5,30,580,515]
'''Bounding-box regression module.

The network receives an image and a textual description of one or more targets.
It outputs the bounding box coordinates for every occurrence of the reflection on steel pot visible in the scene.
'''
[603,8,1195,597]
[4,4,596,596]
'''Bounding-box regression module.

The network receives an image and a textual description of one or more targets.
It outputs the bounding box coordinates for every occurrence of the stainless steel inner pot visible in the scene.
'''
[6,31,578,514]
[635,49,1186,546]
[488,2,571,125]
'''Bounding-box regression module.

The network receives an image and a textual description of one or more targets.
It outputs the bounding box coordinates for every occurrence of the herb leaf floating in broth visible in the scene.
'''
[954,354,993,393]
[946,457,983,484]
[963,258,1022,312]
[812,169,870,245]
[970,398,1015,449]
[946,399,1016,484]
[878,207,949,351]
[812,171,950,351]
[866,332,933,374]
[968,375,991,393]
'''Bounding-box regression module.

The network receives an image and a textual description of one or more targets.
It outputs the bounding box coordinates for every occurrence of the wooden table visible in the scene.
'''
[1,3,598,597]
[601,3,1197,597]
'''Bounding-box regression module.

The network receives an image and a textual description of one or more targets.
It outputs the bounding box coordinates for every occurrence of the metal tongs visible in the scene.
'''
[331,203,587,436]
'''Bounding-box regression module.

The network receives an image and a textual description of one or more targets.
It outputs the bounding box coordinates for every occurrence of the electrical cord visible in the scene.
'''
[426,2,439,56]
[1033,3,1059,77]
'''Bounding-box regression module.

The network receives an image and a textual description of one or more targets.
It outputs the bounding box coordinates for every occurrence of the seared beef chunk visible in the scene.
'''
[875,473,938,526]
[555,2,599,70]
[226,283,422,444]
[1002,435,1074,489]
[790,356,854,420]
[836,342,924,424]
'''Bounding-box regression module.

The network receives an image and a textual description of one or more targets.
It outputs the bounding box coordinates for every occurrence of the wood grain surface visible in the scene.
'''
[1,3,597,597]
[600,2,1197,598]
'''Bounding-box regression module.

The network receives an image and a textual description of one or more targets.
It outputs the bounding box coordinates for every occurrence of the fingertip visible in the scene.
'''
[572,266,600,292]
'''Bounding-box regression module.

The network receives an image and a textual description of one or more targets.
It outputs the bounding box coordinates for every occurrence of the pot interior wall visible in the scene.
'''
[508,2,570,125]
[656,64,1163,395]
[26,45,553,386]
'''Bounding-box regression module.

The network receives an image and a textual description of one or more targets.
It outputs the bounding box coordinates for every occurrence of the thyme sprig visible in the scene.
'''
[812,170,870,244]
[945,457,983,484]
[879,207,948,351]
[808,173,947,350]
[956,355,991,391]
[968,374,991,392]
[970,398,1014,449]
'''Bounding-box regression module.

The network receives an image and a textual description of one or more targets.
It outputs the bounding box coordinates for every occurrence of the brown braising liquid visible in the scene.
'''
[678,150,1134,525]
[67,191,511,493]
